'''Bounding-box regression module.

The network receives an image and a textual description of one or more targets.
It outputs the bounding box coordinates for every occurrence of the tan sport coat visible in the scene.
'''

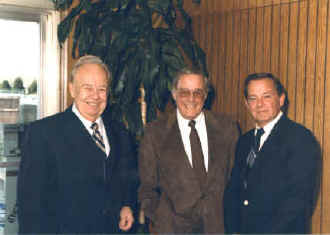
[138,110,239,233]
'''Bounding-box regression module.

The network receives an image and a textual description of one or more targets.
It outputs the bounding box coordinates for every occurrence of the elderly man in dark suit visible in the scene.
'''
[138,67,239,233]
[224,73,321,234]
[17,55,138,234]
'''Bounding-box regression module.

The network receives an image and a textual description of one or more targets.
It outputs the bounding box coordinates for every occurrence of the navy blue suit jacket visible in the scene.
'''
[224,115,321,234]
[17,107,138,234]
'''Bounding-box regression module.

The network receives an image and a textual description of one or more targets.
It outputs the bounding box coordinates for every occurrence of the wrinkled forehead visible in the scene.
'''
[177,74,206,90]
[74,64,109,84]
[73,63,110,84]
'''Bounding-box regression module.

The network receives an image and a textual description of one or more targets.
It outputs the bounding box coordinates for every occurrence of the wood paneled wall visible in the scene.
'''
[184,0,329,232]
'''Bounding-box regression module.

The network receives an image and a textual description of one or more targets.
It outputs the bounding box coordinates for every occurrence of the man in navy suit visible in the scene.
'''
[224,73,321,234]
[17,55,138,234]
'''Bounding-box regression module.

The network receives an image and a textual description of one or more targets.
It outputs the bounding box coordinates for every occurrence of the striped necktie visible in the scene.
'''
[91,122,106,154]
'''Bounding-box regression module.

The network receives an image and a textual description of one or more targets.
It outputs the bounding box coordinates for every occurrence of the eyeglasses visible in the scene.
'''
[176,88,206,99]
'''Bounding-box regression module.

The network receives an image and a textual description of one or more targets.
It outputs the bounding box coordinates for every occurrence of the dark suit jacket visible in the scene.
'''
[224,115,321,234]
[138,110,239,233]
[17,107,138,234]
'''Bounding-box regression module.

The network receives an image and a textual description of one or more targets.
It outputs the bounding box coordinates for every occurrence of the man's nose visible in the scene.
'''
[91,88,101,98]
[256,98,264,106]
[188,92,195,101]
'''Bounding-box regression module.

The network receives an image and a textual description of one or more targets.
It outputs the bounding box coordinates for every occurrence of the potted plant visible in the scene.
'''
[51,0,207,137]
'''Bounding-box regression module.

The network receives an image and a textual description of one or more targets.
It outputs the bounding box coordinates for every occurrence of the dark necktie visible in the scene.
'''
[254,128,265,152]
[189,120,207,186]
[91,122,106,154]
[247,128,264,168]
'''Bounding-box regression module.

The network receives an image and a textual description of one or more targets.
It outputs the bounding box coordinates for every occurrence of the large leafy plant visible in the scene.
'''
[52,0,207,137]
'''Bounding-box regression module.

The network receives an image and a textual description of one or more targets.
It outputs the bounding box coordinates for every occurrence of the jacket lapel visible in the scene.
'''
[204,111,228,186]
[162,112,195,173]
[102,120,116,183]
[154,112,201,194]
[240,131,254,182]
[205,112,217,179]
[248,115,287,178]
[62,107,107,161]
[259,115,287,154]
[103,120,112,158]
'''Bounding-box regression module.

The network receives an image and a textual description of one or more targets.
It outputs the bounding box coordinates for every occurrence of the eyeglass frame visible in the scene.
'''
[175,88,206,100]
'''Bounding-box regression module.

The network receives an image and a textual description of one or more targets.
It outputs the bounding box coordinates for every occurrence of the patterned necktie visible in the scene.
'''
[247,128,265,168]
[189,120,207,186]
[91,122,106,154]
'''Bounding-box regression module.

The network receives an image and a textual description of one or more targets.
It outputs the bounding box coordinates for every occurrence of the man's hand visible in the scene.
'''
[119,206,134,231]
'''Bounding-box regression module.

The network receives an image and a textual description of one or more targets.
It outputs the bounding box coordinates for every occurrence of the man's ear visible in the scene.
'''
[244,98,249,109]
[172,90,177,102]
[69,82,75,99]
[279,93,285,107]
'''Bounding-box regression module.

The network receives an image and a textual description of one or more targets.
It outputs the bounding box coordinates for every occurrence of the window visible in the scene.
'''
[0,2,65,234]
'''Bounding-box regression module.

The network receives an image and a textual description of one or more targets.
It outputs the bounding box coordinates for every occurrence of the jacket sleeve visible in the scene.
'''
[223,137,243,234]
[17,123,57,233]
[260,129,321,233]
[138,125,160,222]
[116,126,139,211]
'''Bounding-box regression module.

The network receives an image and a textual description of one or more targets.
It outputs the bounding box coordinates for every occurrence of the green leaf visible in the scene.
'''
[71,15,82,58]
[57,12,75,45]
[57,0,86,45]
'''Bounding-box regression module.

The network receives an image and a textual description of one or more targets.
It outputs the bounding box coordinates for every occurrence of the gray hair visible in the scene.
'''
[70,55,111,84]
[171,67,210,92]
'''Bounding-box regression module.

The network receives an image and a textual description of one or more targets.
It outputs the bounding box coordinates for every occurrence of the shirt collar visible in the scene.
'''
[176,109,204,128]
[255,111,283,135]
[72,103,103,129]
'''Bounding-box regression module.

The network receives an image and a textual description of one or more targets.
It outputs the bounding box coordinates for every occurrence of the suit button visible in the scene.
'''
[102,209,109,215]
[243,200,249,206]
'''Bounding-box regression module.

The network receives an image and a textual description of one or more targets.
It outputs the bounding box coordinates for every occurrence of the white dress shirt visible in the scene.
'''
[255,111,283,151]
[72,104,110,156]
[177,110,209,171]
